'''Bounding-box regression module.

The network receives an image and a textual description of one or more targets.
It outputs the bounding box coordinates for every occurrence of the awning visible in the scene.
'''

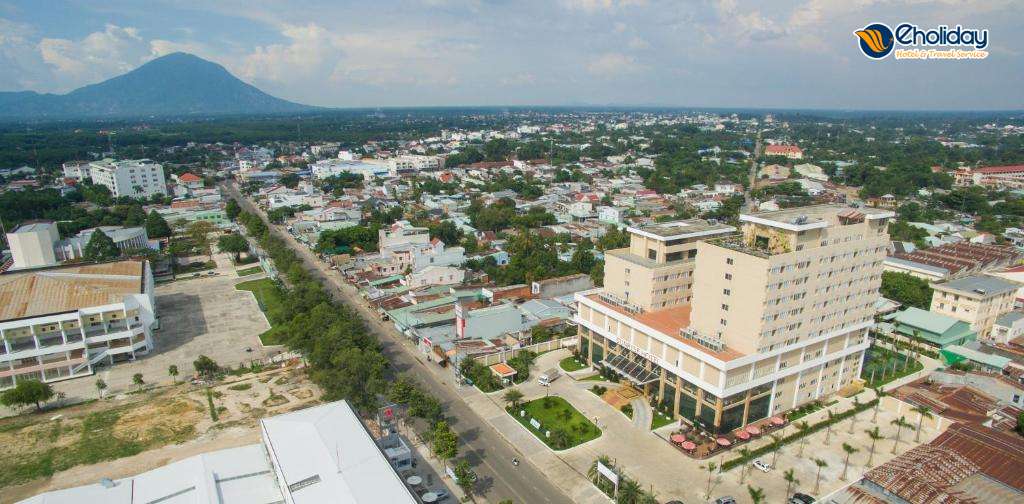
[600,354,659,385]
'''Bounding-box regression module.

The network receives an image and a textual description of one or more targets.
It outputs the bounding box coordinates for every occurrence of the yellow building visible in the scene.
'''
[930,275,1019,341]
[576,205,893,433]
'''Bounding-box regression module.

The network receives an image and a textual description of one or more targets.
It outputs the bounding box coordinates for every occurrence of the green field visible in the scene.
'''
[559,356,587,372]
[236,278,287,344]
[651,412,675,430]
[508,396,600,450]
[236,266,263,276]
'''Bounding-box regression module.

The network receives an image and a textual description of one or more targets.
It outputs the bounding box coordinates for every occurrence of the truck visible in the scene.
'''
[538,368,561,386]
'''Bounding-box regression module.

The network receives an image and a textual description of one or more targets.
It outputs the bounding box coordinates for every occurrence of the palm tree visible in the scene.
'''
[865,427,884,467]
[872,386,888,422]
[812,458,828,495]
[783,468,800,498]
[95,378,107,398]
[168,364,179,384]
[738,447,752,484]
[747,485,765,504]
[795,421,811,456]
[890,416,914,454]
[503,388,524,409]
[911,405,933,443]
[617,478,641,504]
[769,433,783,468]
[701,461,718,500]
[824,410,835,445]
[840,442,860,481]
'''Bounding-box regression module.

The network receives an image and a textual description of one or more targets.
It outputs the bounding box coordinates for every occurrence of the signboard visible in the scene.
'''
[529,418,542,430]
[597,460,619,489]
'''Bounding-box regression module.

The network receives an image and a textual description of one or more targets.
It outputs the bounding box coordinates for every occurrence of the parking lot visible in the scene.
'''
[36,266,279,404]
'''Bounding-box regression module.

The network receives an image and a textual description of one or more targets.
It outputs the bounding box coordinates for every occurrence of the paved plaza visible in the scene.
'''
[462,349,947,504]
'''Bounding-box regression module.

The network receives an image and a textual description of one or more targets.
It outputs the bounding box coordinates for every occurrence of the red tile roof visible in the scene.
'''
[765,144,802,155]
[974,164,1024,175]
[179,172,201,182]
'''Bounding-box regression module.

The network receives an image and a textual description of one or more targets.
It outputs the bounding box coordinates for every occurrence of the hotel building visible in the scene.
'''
[575,206,893,433]
[0,260,156,390]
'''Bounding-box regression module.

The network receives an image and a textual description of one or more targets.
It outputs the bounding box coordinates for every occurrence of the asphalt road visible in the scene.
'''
[224,183,573,504]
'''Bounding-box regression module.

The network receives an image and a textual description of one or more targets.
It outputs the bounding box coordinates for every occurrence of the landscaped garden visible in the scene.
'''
[559,355,587,372]
[650,411,675,430]
[460,351,537,393]
[860,346,922,388]
[507,396,601,450]
[235,278,288,344]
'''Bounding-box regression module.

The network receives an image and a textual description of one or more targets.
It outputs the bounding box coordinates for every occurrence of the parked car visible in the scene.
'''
[433,489,449,501]
[714,497,737,504]
[789,493,815,504]
[753,459,772,473]
[538,368,561,386]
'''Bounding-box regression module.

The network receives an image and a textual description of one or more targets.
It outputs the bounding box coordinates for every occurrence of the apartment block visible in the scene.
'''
[89,158,167,198]
[602,220,735,311]
[930,274,1019,340]
[576,205,893,433]
[0,260,156,390]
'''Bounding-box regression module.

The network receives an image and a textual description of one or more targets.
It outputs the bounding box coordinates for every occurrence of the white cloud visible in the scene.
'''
[38,24,153,86]
[587,52,646,78]
[559,0,647,13]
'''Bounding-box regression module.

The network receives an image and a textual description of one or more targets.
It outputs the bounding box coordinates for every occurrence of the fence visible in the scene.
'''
[473,336,577,366]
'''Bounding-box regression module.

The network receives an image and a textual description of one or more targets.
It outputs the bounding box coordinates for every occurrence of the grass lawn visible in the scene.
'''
[651,412,675,430]
[236,278,287,345]
[236,266,263,276]
[507,396,601,450]
[580,374,606,382]
[860,346,922,388]
[559,356,587,372]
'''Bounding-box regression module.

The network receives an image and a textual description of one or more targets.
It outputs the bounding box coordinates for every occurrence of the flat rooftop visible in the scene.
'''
[0,261,144,321]
[740,204,894,231]
[12,221,55,233]
[588,293,745,361]
[627,219,735,241]
[934,274,1019,297]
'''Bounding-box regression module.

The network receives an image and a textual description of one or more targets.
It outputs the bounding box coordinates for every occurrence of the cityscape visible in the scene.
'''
[1,2,1023,504]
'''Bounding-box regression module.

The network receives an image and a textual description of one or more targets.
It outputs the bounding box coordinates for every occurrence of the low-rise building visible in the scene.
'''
[0,260,156,389]
[889,307,977,349]
[931,274,1019,340]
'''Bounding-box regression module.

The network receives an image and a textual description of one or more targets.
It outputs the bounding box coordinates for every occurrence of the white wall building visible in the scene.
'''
[6,221,60,269]
[89,159,167,198]
[61,161,91,181]
[311,159,389,180]
[0,260,156,390]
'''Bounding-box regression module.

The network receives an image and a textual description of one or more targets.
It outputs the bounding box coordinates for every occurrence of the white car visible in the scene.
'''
[753,460,772,473]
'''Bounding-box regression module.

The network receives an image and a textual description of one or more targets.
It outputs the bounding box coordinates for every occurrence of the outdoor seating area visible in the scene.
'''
[666,415,787,459]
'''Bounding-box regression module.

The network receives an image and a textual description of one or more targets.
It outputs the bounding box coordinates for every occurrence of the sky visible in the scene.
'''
[0,0,1021,110]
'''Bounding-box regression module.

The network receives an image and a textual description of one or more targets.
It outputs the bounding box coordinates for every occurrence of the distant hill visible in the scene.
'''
[0,53,316,119]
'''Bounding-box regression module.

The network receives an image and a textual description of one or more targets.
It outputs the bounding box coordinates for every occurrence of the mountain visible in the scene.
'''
[0,53,316,119]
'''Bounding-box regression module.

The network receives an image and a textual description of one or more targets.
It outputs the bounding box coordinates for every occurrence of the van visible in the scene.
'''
[538,368,560,386]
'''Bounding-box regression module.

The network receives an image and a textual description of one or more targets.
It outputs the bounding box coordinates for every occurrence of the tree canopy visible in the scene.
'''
[83,229,120,262]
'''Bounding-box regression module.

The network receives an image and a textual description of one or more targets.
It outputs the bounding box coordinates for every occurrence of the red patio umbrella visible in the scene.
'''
[716,437,731,446]
[670,434,686,443]
[681,441,696,450]
[770,416,785,426]
[736,430,751,440]
[745,425,762,435]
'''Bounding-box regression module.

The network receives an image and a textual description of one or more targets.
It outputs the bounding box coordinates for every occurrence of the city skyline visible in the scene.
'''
[1,0,1021,111]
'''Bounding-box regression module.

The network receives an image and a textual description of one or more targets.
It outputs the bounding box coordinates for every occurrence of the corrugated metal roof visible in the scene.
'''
[0,261,143,321]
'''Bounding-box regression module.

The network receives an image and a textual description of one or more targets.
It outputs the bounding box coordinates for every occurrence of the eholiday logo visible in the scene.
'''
[854,23,989,60]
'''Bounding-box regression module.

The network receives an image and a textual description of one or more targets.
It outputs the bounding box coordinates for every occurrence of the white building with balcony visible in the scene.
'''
[0,260,156,390]
[88,159,167,198]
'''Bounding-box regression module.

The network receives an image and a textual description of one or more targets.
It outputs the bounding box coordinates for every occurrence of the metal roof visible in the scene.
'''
[934,274,1020,297]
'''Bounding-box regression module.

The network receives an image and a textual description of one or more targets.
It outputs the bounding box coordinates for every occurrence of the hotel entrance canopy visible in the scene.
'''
[600,354,659,385]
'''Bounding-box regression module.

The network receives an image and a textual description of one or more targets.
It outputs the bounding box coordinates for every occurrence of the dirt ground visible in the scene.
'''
[0,362,319,503]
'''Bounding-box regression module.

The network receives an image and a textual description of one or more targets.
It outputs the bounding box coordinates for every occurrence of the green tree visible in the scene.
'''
[880,271,933,309]
[187,220,215,260]
[0,379,55,411]
[872,386,888,422]
[194,354,220,378]
[891,416,914,454]
[502,388,524,409]
[738,447,752,484]
[841,442,860,481]
[865,426,884,466]
[616,478,642,504]
[83,229,120,262]
[747,485,765,504]
[132,373,145,390]
[145,210,172,238]
[795,421,811,456]
[812,458,828,495]
[769,433,783,468]
[452,458,478,498]
[702,461,718,500]
[432,420,458,470]
[783,468,799,498]
[217,233,250,262]
[95,378,107,398]
[279,173,301,189]
[168,364,179,383]
[225,199,242,221]
[912,405,933,443]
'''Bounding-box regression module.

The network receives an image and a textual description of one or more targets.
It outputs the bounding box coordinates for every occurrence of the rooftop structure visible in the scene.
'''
[887,242,1022,281]
[931,274,1020,340]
